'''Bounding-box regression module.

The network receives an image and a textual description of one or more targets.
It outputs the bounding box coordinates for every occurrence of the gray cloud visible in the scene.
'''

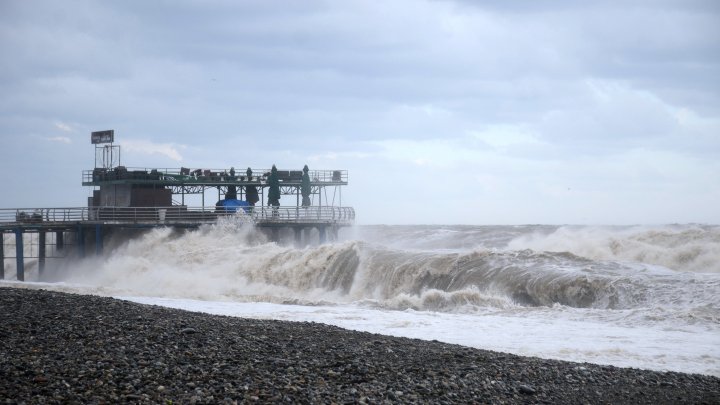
[1,0,718,223]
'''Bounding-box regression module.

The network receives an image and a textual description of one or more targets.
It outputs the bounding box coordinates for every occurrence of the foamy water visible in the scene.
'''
[2,221,719,376]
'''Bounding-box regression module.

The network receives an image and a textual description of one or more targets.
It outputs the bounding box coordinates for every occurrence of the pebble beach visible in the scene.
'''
[1,287,718,404]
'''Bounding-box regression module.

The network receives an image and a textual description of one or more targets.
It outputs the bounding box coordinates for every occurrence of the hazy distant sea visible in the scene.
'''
[3,221,719,376]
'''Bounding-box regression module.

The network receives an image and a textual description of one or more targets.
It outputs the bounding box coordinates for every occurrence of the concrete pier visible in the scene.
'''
[76,225,85,259]
[38,230,46,277]
[294,227,302,247]
[56,231,64,250]
[318,226,327,244]
[15,229,24,282]
[1,205,354,281]
[1,160,354,281]
[95,224,103,256]
[0,234,4,280]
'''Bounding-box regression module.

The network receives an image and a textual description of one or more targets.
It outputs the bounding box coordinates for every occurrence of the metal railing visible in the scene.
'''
[251,206,355,224]
[0,206,355,226]
[82,167,348,184]
[0,208,87,224]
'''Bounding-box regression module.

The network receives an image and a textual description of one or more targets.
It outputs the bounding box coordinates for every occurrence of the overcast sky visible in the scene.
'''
[1,0,718,224]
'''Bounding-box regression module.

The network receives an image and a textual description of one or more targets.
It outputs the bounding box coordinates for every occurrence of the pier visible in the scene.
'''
[0,131,355,281]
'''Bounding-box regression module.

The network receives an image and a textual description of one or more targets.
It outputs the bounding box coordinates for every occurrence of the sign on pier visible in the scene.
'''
[91,130,114,144]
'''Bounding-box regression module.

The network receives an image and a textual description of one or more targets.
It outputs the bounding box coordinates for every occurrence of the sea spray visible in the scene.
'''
[351,224,720,273]
[506,225,720,273]
[38,223,718,326]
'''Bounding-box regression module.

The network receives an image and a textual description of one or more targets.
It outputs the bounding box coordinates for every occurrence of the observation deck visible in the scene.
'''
[83,167,347,185]
[82,167,348,207]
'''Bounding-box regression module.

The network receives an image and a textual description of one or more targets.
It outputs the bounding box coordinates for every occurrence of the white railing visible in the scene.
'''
[250,206,355,223]
[0,208,88,224]
[0,206,355,226]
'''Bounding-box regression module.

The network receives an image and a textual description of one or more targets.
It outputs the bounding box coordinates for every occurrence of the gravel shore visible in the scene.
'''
[1,287,718,404]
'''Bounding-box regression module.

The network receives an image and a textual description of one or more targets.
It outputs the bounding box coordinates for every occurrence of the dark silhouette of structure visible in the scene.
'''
[267,165,281,207]
[301,165,311,207]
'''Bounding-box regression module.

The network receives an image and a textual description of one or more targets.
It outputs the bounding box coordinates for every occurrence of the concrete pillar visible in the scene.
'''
[294,227,302,247]
[318,226,327,244]
[95,224,103,255]
[38,230,46,278]
[271,228,279,243]
[14,229,24,281]
[0,233,5,280]
[77,226,85,258]
[303,228,311,247]
[56,231,64,250]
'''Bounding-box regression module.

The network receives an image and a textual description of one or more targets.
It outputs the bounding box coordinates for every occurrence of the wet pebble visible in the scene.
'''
[1,287,718,404]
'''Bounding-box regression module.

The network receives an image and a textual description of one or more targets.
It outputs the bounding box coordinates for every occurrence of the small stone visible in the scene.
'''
[3,288,718,405]
[518,384,536,395]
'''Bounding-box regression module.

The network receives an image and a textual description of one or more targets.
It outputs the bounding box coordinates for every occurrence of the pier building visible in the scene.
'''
[0,131,355,281]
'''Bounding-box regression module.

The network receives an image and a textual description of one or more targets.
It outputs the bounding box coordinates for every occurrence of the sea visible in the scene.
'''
[2,220,719,376]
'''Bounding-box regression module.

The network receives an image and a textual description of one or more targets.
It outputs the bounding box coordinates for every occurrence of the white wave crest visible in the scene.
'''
[506,225,720,273]
[19,223,718,321]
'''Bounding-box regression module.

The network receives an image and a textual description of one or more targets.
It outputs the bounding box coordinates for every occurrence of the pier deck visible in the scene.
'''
[0,206,355,281]
[0,206,354,230]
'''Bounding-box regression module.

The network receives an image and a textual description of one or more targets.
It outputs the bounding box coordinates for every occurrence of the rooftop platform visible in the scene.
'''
[82,167,348,187]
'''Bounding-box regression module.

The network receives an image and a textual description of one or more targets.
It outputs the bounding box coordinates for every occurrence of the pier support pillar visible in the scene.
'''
[56,231,64,250]
[95,224,103,256]
[0,233,5,280]
[294,227,302,247]
[303,227,312,245]
[271,228,279,243]
[318,226,327,245]
[38,230,46,278]
[76,226,85,258]
[14,229,24,281]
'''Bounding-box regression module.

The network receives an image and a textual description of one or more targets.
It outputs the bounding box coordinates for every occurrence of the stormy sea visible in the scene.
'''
[3,221,719,376]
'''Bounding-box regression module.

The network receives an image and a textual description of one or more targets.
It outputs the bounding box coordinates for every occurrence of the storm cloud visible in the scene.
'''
[1,0,718,224]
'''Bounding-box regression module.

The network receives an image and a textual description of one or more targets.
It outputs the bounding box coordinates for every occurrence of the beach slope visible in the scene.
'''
[1,287,717,404]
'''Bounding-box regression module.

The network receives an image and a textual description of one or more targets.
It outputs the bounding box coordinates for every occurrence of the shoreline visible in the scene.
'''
[3,279,717,378]
[1,287,718,403]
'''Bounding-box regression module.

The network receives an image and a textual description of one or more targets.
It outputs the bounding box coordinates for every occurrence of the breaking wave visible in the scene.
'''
[352,224,720,273]
[29,222,717,321]
[505,225,720,273]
